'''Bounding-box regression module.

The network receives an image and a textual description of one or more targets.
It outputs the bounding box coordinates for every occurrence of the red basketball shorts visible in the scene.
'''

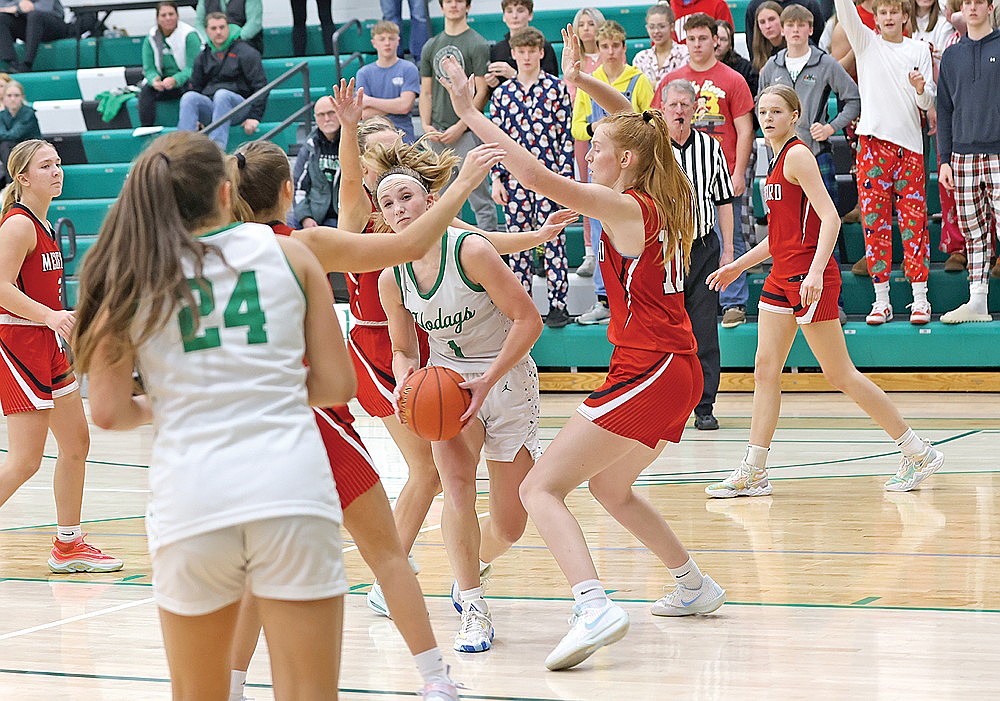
[348,324,430,419]
[757,266,842,325]
[0,323,78,415]
[313,405,380,509]
[578,348,702,448]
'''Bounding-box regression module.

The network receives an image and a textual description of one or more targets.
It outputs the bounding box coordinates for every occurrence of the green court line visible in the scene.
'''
[852,597,882,606]
[0,447,150,469]
[0,514,145,533]
[633,467,1000,487]
[118,574,145,582]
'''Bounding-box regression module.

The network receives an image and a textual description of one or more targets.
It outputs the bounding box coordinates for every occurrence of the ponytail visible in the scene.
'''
[227,141,291,223]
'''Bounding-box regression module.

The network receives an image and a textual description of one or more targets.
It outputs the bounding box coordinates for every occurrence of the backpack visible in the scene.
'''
[587,72,642,125]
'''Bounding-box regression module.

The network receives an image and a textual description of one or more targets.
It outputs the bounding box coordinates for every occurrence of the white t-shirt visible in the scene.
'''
[785,52,810,81]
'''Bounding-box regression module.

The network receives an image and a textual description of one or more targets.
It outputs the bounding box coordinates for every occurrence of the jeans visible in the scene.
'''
[719,194,749,310]
[380,0,429,60]
[590,216,606,298]
[178,89,248,150]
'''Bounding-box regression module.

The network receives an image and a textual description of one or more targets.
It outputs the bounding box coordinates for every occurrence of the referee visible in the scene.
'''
[664,79,735,431]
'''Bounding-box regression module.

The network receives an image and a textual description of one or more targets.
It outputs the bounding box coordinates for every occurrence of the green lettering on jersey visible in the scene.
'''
[447,340,465,358]
[178,279,221,352]
[177,272,268,353]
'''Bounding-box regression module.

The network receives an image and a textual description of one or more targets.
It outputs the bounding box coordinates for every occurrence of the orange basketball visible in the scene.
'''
[398,366,472,441]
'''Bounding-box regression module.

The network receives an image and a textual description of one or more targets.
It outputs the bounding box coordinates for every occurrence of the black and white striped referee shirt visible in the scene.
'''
[671,128,735,240]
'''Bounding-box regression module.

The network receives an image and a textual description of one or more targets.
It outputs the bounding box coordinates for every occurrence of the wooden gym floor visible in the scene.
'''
[1,392,998,700]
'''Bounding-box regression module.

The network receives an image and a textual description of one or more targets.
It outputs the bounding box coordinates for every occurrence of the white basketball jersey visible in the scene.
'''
[394,228,512,373]
[133,222,341,553]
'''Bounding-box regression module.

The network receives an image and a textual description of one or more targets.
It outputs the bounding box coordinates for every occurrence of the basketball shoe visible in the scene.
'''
[48,536,123,573]
[367,582,390,618]
[544,599,629,671]
[705,462,772,498]
[422,678,460,700]
[453,599,493,653]
[450,562,493,614]
[651,575,726,616]
[884,441,945,492]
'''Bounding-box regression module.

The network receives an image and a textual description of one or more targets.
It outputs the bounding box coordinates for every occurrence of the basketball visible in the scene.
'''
[397,366,472,441]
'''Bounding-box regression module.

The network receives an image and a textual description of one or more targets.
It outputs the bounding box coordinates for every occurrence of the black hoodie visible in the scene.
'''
[937,29,1000,163]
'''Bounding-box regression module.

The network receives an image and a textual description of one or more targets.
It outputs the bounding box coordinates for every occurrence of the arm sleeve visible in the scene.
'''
[240,0,263,41]
[195,1,207,43]
[188,52,206,93]
[403,62,421,94]
[833,0,872,55]
[915,46,936,111]
[142,38,159,83]
[827,58,861,132]
[419,41,433,78]
[731,74,755,119]
[172,32,203,86]
[757,61,774,96]
[243,53,268,121]
[936,57,954,163]
[292,145,313,222]
[469,38,490,76]
[543,42,559,76]
[717,0,734,27]
[32,0,61,14]
[711,139,736,204]
[0,110,39,141]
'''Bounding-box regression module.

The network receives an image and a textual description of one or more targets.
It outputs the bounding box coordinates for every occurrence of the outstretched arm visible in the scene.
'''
[379,267,421,417]
[454,209,579,254]
[331,79,374,233]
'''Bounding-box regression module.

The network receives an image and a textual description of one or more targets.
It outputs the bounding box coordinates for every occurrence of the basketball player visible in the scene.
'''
[0,139,121,573]
[706,85,945,496]
[222,139,503,701]
[439,50,726,671]
[73,131,352,700]
[377,141,545,655]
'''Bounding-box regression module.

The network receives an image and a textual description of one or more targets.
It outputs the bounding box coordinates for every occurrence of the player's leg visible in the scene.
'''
[0,409,49,508]
[479,446,532,564]
[258,596,343,701]
[160,603,242,701]
[381,414,441,554]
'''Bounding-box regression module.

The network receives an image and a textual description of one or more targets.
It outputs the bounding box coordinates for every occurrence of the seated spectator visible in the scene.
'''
[633,3,689,87]
[140,2,202,128]
[745,0,827,44]
[0,79,38,185]
[486,0,558,92]
[354,21,419,143]
[752,1,788,71]
[0,0,73,73]
[196,0,262,55]
[671,0,734,43]
[716,19,759,95]
[292,96,342,228]
[178,12,266,150]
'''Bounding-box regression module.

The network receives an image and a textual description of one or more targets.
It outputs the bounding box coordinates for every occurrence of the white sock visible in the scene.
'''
[414,647,448,684]
[479,559,490,573]
[459,586,486,612]
[894,428,925,457]
[911,281,928,305]
[571,579,607,608]
[743,444,769,470]
[969,283,989,314]
[56,525,82,543]
[667,557,704,590]
[874,281,891,306]
[228,670,247,701]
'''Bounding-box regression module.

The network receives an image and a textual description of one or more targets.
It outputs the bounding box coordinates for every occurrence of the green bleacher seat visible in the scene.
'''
[63,235,98,277]
[82,128,169,164]
[51,198,114,235]
[98,36,146,68]
[262,56,362,92]
[61,164,130,199]
[65,278,79,309]
[19,71,82,101]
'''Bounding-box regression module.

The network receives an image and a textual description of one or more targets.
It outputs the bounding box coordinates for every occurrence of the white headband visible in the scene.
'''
[376,173,427,200]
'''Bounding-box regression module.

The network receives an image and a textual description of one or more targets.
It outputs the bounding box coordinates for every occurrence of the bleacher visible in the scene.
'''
[18,3,996,375]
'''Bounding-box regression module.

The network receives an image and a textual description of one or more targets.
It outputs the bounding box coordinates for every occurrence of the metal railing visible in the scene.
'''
[54,217,77,309]
[331,19,364,84]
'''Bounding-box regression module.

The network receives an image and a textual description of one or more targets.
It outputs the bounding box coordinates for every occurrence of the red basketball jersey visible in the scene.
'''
[0,204,63,316]
[763,138,834,278]
[343,198,388,323]
[600,190,697,355]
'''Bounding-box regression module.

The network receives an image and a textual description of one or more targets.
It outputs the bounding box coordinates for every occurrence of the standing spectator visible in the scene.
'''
[355,21,420,143]
[290,0,334,56]
[489,27,574,328]
[663,78,735,430]
[485,0,559,92]
[382,0,430,61]
[834,0,936,325]
[196,0,263,55]
[293,96,342,229]
[0,81,39,185]
[633,3,689,88]
[0,0,73,73]
[140,2,202,128]
[752,1,788,71]
[419,0,495,231]
[672,0,734,43]
[939,0,999,323]
[178,13,267,150]
[656,13,755,327]
[746,0,827,44]
[571,20,653,324]
[716,19,759,95]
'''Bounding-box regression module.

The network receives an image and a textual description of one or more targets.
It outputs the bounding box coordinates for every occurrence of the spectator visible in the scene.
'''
[489,27,574,328]
[663,78,735,430]
[196,0,262,55]
[746,0,828,45]
[939,0,999,323]
[571,20,653,324]
[0,80,39,185]
[752,1,788,71]
[0,0,73,73]
[178,13,267,150]
[419,0,495,231]
[671,0,734,43]
[292,96,342,228]
[0,71,9,97]
[633,4,689,87]
[655,13,755,328]
[486,0,559,92]
[290,0,334,56]
[913,0,957,62]
[834,0,936,325]
[140,2,202,128]
[382,0,430,60]
[355,21,420,143]
[716,19,759,95]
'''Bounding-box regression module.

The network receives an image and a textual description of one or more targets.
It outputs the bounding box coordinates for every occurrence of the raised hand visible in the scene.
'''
[454,143,505,186]
[331,78,364,128]
[535,208,578,243]
[561,23,583,84]
[438,55,477,117]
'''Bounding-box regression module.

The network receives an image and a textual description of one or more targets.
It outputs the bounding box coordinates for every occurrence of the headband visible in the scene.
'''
[375,173,427,200]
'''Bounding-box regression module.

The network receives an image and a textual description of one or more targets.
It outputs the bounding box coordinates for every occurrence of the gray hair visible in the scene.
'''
[664,79,698,103]
[574,7,606,28]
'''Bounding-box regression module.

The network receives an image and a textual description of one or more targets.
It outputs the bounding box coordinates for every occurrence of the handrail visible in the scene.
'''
[200,61,313,145]
[258,102,314,142]
[54,217,77,309]
[331,19,364,84]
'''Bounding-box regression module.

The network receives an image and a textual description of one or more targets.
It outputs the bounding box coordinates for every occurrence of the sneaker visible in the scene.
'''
[851,257,870,276]
[422,678,460,701]
[544,600,629,671]
[367,581,391,618]
[453,601,494,653]
[720,306,746,328]
[944,252,967,272]
[576,301,610,325]
[842,205,861,224]
[693,413,719,431]
[884,442,945,492]
[650,575,726,617]
[449,562,493,614]
[545,307,571,329]
[576,254,595,277]
[866,302,893,325]
[838,306,848,325]
[48,536,124,573]
[907,300,931,325]
[705,462,772,498]
[941,303,993,324]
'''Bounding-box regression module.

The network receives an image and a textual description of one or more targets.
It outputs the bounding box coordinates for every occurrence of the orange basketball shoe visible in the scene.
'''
[48,536,124,573]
